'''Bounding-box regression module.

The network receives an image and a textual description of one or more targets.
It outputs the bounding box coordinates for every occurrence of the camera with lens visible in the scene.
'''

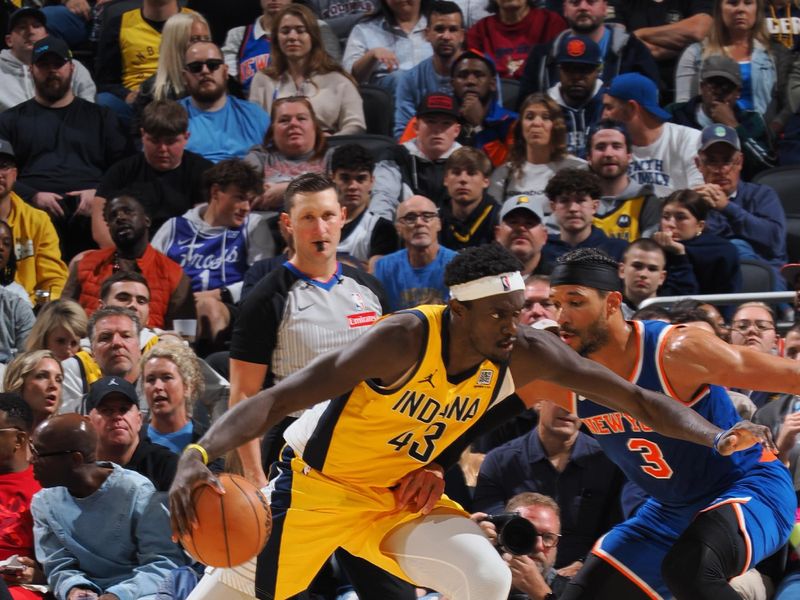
[482,512,538,556]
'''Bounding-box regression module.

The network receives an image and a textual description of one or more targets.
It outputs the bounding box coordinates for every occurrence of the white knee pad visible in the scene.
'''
[382,512,512,600]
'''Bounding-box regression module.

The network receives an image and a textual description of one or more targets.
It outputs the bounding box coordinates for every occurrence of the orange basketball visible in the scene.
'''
[179,473,272,567]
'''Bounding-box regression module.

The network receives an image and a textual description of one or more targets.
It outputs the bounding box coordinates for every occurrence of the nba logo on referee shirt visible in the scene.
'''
[352,292,366,311]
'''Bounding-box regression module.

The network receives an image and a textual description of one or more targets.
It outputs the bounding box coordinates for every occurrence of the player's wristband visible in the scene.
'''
[184,443,209,465]
[711,431,725,456]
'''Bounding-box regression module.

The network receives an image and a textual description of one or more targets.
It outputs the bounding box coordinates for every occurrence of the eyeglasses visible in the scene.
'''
[184,59,224,74]
[29,443,79,459]
[397,211,439,225]
[730,319,775,333]
[699,156,738,170]
[538,532,561,549]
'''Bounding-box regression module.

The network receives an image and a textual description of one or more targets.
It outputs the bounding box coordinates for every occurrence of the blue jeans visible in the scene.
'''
[775,569,800,599]
[96,91,134,130]
[41,6,90,47]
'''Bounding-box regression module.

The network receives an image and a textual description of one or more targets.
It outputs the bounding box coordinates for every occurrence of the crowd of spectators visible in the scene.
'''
[2,0,800,598]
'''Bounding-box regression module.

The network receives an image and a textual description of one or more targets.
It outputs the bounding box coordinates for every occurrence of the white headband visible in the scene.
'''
[450,271,525,302]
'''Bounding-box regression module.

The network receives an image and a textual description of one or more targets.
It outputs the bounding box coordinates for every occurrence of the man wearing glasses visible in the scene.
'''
[373,194,457,311]
[179,41,269,163]
[693,124,788,286]
[476,492,569,600]
[29,413,188,600]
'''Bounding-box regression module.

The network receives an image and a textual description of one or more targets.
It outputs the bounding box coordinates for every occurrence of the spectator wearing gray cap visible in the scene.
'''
[674,0,793,134]
[668,54,776,179]
[0,7,95,113]
[694,123,788,281]
[493,194,552,277]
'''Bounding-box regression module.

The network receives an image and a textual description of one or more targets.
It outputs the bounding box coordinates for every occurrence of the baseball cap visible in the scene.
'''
[699,124,741,152]
[700,55,742,87]
[32,35,72,64]
[86,376,139,413]
[606,73,671,122]
[452,48,498,77]
[555,34,602,66]
[416,93,460,120]
[0,139,15,163]
[500,195,544,222]
[7,7,46,34]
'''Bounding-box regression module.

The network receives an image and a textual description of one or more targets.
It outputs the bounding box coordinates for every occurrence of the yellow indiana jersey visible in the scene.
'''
[120,7,192,91]
[284,304,515,488]
[593,196,645,241]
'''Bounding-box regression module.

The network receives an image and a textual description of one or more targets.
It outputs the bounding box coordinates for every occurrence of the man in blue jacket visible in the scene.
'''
[694,124,788,282]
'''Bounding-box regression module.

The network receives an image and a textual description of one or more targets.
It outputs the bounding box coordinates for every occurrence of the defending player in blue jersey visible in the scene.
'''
[521,248,796,600]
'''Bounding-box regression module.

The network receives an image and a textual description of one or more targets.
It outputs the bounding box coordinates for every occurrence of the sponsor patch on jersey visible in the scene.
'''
[477,369,494,386]
[347,311,377,327]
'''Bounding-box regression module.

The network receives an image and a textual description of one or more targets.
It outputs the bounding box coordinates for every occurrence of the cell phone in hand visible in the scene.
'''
[0,565,23,574]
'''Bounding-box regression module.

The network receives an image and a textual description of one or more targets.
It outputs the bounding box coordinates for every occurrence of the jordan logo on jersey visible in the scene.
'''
[416,371,437,388]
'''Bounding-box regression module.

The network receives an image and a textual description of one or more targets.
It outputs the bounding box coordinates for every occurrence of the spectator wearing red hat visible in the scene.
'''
[371,93,462,219]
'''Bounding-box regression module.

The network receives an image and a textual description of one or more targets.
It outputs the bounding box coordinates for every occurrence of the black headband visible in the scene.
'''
[550,262,622,292]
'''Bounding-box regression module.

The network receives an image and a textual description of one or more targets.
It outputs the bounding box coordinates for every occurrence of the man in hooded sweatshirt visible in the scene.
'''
[0,7,95,113]
[546,34,604,159]
[151,158,274,344]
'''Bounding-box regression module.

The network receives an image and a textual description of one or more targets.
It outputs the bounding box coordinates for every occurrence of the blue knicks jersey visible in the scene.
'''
[575,320,764,506]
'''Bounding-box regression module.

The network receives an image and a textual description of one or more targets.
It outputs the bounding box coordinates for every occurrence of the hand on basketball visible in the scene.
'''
[393,463,445,514]
[169,453,224,539]
[716,421,776,456]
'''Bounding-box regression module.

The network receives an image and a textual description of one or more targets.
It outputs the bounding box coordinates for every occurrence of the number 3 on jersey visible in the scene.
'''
[627,438,674,479]
[388,422,446,463]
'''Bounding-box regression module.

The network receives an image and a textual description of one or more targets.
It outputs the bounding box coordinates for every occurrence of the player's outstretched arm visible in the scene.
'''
[663,325,800,396]
[169,312,423,536]
[512,328,725,450]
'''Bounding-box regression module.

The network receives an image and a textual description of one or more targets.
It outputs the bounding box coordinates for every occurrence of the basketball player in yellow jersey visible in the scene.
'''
[170,244,772,600]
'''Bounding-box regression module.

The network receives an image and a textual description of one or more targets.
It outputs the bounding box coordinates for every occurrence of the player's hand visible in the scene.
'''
[504,552,551,598]
[393,463,445,514]
[169,450,225,539]
[716,421,776,456]
[370,48,399,72]
[32,192,65,218]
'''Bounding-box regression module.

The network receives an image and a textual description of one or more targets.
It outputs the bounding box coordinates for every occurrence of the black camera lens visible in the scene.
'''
[485,513,538,556]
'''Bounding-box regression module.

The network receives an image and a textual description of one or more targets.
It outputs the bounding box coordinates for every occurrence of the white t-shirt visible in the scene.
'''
[629,123,703,190]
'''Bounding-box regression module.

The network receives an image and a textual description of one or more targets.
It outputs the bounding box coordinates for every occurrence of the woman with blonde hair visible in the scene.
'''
[132,12,214,129]
[25,299,88,362]
[488,93,585,218]
[676,0,793,131]
[249,4,365,135]
[141,341,204,453]
[3,350,63,430]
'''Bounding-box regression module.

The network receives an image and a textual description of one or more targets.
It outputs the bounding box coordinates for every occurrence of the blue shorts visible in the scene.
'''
[593,459,795,599]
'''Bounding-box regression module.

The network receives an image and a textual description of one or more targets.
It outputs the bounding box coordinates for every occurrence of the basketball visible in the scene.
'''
[179,473,272,567]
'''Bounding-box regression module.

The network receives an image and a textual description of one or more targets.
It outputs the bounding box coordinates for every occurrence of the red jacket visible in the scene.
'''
[77,245,184,328]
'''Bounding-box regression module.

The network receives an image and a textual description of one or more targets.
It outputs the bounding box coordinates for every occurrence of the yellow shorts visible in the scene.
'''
[258,453,465,600]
